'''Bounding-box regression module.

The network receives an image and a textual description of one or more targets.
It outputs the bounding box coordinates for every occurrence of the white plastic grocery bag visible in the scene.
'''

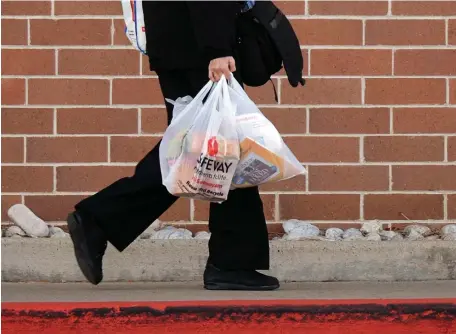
[121,0,147,54]
[160,76,240,202]
[227,77,306,188]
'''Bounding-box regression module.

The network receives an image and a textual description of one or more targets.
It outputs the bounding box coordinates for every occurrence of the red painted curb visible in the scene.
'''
[3,299,456,334]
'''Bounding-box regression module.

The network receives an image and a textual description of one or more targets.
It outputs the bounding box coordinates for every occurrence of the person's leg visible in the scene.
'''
[67,70,197,285]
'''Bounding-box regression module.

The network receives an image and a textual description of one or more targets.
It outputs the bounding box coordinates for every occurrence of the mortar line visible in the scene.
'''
[362,19,366,46]
[111,18,115,46]
[139,53,143,76]
[51,0,55,17]
[109,79,113,105]
[190,199,195,222]
[387,0,392,16]
[25,79,29,105]
[305,165,310,193]
[444,136,449,162]
[21,195,25,205]
[304,0,309,16]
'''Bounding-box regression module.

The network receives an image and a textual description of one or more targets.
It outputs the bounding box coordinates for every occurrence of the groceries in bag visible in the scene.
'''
[159,77,240,202]
[228,77,306,188]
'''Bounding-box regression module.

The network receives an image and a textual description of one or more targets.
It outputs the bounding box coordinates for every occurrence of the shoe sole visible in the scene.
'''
[67,213,101,285]
[204,282,280,291]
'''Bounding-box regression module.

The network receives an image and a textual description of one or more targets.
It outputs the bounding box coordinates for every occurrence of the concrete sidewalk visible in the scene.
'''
[3,281,456,302]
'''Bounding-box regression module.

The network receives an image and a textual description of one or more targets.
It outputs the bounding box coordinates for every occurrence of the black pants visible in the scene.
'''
[75,69,270,270]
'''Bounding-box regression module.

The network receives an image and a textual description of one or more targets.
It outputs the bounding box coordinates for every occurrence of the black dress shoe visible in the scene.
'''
[203,263,280,291]
[67,211,107,285]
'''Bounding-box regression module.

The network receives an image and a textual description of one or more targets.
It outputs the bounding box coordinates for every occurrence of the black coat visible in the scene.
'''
[143,1,242,71]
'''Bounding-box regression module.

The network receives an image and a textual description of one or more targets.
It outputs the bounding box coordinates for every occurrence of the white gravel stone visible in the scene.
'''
[366,233,381,241]
[325,228,344,240]
[442,233,456,241]
[425,235,440,241]
[404,225,432,237]
[151,226,193,240]
[379,230,404,241]
[441,224,456,236]
[7,204,49,237]
[194,231,211,240]
[283,219,302,234]
[404,229,425,241]
[342,228,363,239]
[284,222,320,240]
[50,230,69,238]
[48,226,64,236]
[4,226,26,238]
[360,222,382,235]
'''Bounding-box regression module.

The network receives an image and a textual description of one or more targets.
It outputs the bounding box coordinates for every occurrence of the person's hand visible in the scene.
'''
[209,56,236,82]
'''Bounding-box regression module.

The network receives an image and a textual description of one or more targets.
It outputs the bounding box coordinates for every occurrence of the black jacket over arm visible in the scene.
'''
[143,1,241,71]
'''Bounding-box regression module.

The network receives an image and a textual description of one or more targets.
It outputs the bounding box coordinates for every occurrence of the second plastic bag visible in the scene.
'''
[227,77,307,188]
[160,76,240,202]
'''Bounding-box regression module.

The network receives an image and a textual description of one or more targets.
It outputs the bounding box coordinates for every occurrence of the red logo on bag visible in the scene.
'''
[207,137,219,156]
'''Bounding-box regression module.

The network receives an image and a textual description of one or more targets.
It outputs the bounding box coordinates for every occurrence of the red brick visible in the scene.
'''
[59,50,140,75]
[31,19,111,45]
[2,1,51,15]
[113,19,130,46]
[448,137,456,161]
[274,1,305,15]
[27,137,107,163]
[395,50,456,75]
[1,195,22,221]
[159,199,191,221]
[28,79,109,105]
[141,55,156,75]
[112,79,163,105]
[2,166,53,192]
[450,80,456,104]
[24,195,86,221]
[393,166,456,191]
[1,19,27,45]
[366,20,445,45]
[2,49,55,75]
[285,137,359,162]
[392,1,456,15]
[2,79,25,105]
[1,108,53,134]
[58,108,138,134]
[1,137,24,163]
[449,195,456,219]
[450,20,456,45]
[194,194,276,221]
[261,108,306,134]
[292,19,362,45]
[55,1,122,15]
[260,175,307,192]
[279,194,360,220]
[365,79,446,105]
[281,79,361,105]
[141,108,168,134]
[245,79,279,105]
[394,108,456,133]
[309,1,388,15]
[311,49,391,76]
[364,136,444,162]
[310,108,389,134]
[309,166,389,191]
[57,166,134,192]
[110,136,160,162]
[364,194,443,220]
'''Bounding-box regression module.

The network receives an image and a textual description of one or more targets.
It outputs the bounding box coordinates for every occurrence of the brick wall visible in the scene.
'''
[2,0,456,229]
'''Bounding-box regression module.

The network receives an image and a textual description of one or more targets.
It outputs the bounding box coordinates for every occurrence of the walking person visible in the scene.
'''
[67,1,279,291]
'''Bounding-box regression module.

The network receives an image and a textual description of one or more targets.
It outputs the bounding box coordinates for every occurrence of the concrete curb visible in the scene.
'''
[2,239,456,282]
